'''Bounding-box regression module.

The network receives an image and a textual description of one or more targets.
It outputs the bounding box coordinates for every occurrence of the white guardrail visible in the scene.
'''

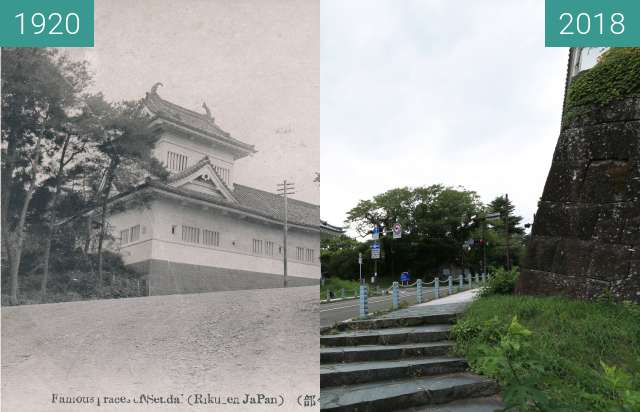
[322,273,491,317]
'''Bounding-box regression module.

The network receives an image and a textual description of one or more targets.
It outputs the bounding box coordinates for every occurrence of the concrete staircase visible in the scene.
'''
[320,312,503,412]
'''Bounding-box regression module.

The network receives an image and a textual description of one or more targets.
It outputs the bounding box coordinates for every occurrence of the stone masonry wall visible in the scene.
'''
[518,97,640,302]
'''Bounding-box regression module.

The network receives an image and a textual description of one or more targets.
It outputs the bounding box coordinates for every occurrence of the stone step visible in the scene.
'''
[320,372,499,412]
[320,324,451,347]
[321,356,468,387]
[395,396,505,412]
[330,313,457,332]
[321,341,454,364]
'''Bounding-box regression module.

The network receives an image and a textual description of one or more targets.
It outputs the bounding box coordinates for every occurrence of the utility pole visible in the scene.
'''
[505,193,511,271]
[482,217,487,275]
[277,180,295,287]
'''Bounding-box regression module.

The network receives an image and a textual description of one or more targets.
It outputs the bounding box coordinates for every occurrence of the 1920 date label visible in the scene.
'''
[0,0,93,47]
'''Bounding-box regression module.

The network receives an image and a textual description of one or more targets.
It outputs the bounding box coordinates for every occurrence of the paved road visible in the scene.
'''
[2,287,318,412]
[321,287,438,328]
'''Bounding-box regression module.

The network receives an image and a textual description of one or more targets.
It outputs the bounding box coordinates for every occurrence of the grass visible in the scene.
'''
[321,276,394,300]
[452,295,640,411]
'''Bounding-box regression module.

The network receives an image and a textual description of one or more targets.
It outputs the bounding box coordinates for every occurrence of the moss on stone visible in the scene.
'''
[564,48,640,124]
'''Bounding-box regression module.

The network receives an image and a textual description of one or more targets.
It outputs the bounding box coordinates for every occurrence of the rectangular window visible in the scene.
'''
[213,165,230,185]
[130,225,140,242]
[252,239,263,254]
[305,248,314,262]
[203,229,220,247]
[265,240,275,256]
[167,151,188,171]
[120,229,129,245]
[182,225,200,243]
[296,246,304,261]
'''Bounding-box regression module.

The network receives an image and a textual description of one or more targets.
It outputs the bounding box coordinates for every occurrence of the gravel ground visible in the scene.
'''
[1,287,319,412]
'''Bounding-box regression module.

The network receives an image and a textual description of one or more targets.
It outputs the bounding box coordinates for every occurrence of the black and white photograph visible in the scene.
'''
[2,1,326,411]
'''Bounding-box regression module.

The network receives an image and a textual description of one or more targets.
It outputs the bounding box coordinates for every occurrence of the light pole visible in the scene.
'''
[277,180,295,287]
[505,194,511,271]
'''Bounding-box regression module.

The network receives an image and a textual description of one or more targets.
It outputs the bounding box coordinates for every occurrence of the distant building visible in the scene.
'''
[105,84,339,295]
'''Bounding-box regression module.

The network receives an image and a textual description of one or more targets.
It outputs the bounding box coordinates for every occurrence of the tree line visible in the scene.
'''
[321,185,528,281]
[1,48,166,305]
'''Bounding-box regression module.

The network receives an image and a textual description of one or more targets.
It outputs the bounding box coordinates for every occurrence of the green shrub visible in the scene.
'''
[480,267,519,297]
[564,47,640,125]
[453,295,640,411]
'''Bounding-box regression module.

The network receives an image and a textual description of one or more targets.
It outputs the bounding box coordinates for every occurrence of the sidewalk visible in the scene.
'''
[373,288,480,320]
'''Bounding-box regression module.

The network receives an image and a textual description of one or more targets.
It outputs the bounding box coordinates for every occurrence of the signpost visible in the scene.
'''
[371,242,380,259]
[358,252,363,283]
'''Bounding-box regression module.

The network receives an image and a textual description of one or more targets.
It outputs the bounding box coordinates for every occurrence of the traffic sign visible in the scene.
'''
[392,223,402,239]
[400,272,410,282]
[358,253,362,264]
[371,242,380,259]
[372,226,379,240]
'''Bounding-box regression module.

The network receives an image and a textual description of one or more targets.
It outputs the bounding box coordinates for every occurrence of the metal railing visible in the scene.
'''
[321,273,492,318]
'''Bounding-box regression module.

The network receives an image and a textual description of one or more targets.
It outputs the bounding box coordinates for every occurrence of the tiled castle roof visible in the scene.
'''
[145,88,256,154]
[143,180,319,229]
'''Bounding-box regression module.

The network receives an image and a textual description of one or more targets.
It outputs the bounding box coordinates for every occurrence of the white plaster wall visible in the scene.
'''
[106,206,155,265]
[153,131,235,185]
[149,198,320,279]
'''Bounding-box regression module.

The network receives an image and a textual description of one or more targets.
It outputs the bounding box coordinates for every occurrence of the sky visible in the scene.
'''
[66,0,319,204]
[320,0,570,231]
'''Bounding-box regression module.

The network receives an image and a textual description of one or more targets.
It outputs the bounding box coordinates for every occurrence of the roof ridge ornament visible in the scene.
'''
[150,82,164,94]
[202,101,214,122]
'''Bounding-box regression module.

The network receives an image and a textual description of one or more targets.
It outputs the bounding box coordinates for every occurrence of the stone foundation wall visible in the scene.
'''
[129,259,318,296]
[519,97,640,302]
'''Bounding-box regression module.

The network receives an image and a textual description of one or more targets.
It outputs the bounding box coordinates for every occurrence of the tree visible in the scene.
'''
[321,234,364,280]
[81,94,167,293]
[1,48,89,305]
[488,195,524,235]
[345,185,483,277]
[487,195,526,269]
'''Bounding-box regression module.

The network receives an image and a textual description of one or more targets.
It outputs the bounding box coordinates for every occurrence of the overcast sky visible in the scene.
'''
[320,0,569,230]
[67,0,319,204]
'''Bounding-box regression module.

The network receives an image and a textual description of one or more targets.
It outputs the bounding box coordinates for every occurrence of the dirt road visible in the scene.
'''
[1,287,319,412]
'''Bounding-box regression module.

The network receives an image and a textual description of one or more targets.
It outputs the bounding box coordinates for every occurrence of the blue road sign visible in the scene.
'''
[372,226,380,240]
[371,241,380,259]
[400,272,410,282]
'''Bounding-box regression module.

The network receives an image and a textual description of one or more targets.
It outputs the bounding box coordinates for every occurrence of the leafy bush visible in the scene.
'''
[564,47,640,125]
[452,295,640,411]
[480,267,519,297]
[1,249,144,305]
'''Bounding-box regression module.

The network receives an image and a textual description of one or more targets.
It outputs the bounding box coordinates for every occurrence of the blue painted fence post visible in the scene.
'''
[326,289,331,302]
[482,272,486,284]
[468,273,472,288]
[392,281,399,310]
[341,288,345,299]
[475,273,480,284]
[448,276,453,295]
[359,285,368,318]
[434,277,440,299]
[416,279,423,304]
[459,274,463,290]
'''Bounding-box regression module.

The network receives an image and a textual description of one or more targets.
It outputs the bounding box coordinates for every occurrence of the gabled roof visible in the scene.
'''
[144,86,256,157]
[166,156,238,204]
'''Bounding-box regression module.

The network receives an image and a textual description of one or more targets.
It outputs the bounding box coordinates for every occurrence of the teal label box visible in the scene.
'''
[0,0,94,47]
[546,0,640,46]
